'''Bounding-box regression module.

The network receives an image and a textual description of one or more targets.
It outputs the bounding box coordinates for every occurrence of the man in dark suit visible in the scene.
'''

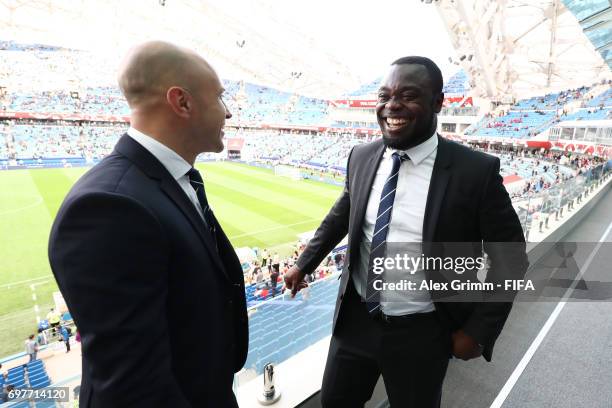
[284,56,528,407]
[48,41,247,407]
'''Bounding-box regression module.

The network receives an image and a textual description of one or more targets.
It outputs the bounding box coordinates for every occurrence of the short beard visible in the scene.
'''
[382,114,435,150]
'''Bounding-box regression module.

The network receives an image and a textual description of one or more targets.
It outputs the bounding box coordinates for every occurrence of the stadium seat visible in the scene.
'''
[7,366,24,376]
[9,379,26,388]
[27,367,45,378]
[6,401,30,408]
[27,360,43,369]
[28,372,49,384]
[36,401,57,408]
[30,376,51,388]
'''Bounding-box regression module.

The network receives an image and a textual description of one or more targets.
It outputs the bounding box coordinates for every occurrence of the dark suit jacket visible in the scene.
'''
[48,135,248,407]
[296,135,528,361]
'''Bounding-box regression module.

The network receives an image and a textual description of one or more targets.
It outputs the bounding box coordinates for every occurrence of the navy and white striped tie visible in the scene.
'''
[186,168,218,248]
[365,151,409,315]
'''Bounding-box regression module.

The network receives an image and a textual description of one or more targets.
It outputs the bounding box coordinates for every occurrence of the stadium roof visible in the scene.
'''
[562,0,612,69]
[2,0,608,101]
[434,0,612,101]
[0,0,458,99]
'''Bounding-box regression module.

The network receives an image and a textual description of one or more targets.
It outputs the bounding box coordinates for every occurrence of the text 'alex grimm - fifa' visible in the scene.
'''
[372,279,535,291]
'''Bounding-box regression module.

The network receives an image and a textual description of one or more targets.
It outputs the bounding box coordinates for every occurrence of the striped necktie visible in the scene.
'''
[365,151,409,315]
[186,168,218,248]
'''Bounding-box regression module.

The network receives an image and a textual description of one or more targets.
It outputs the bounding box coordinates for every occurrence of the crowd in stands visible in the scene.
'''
[442,70,470,95]
[513,86,590,110]
[474,143,608,199]
[235,129,372,170]
[225,82,329,125]
[1,120,607,198]
[466,81,612,138]
[473,110,557,138]
[1,41,334,125]
[344,69,470,97]
[243,242,344,305]
[0,120,127,161]
[2,83,331,125]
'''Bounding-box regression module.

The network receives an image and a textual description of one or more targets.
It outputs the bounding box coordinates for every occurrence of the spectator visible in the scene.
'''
[270,267,280,297]
[255,267,264,284]
[59,325,71,353]
[46,308,61,333]
[2,384,15,403]
[251,262,262,284]
[261,249,268,267]
[266,252,273,272]
[272,252,280,273]
[25,334,38,361]
[37,327,48,345]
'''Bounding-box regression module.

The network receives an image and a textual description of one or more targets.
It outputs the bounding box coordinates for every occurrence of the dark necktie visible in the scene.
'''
[186,168,217,248]
[365,151,409,315]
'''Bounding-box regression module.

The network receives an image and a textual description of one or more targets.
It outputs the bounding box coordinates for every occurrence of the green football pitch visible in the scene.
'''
[0,161,341,355]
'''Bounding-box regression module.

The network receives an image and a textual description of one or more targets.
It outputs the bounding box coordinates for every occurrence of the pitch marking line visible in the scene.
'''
[0,196,44,216]
[228,218,320,239]
[0,276,50,289]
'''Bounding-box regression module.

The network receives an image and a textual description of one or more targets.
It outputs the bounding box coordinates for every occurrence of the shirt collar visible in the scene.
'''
[384,132,438,166]
[127,127,192,180]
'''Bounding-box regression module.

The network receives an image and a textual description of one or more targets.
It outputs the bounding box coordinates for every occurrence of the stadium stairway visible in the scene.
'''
[243,275,338,375]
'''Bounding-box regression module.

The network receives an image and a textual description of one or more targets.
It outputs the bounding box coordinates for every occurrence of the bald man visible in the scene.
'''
[48,41,248,408]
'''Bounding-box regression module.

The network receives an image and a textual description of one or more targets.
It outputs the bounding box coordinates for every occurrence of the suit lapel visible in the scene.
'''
[114,134,230,282]
[159,177,230,280]
[422,135,452,243]
[349,140,386,253]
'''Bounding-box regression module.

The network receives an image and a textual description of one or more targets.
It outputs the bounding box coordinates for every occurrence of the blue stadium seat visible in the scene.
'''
[28,372,49,384]
[27,366,45,376]
[30,376,51,388]
[6,401,30,408]
[36,401,57,408]
[27,360,43,369]
[9,379,26,389]
[7,366,24,376]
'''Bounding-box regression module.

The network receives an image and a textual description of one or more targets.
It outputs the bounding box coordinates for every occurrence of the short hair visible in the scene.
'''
[391,56,443,95]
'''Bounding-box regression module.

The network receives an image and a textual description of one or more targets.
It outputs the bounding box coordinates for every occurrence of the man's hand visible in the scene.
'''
[451,329,483,360]
[284,265,308,298]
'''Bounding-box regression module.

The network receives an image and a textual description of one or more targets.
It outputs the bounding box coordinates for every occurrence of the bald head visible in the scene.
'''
[118,41,213,108]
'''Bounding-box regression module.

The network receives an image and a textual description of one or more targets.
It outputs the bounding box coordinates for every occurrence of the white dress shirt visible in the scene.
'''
[353,133,438,316]
[127,127,206,220]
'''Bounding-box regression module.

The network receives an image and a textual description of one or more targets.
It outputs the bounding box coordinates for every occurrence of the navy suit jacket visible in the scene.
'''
[297,135,528,361]
[49,135,248,407]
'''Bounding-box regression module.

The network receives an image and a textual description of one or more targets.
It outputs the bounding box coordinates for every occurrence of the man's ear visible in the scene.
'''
[433,92,444,113]
[166,87,191,118]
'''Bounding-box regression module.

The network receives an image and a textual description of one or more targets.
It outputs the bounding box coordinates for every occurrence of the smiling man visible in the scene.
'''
[285,56,527,407]
[48,42,248,407]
